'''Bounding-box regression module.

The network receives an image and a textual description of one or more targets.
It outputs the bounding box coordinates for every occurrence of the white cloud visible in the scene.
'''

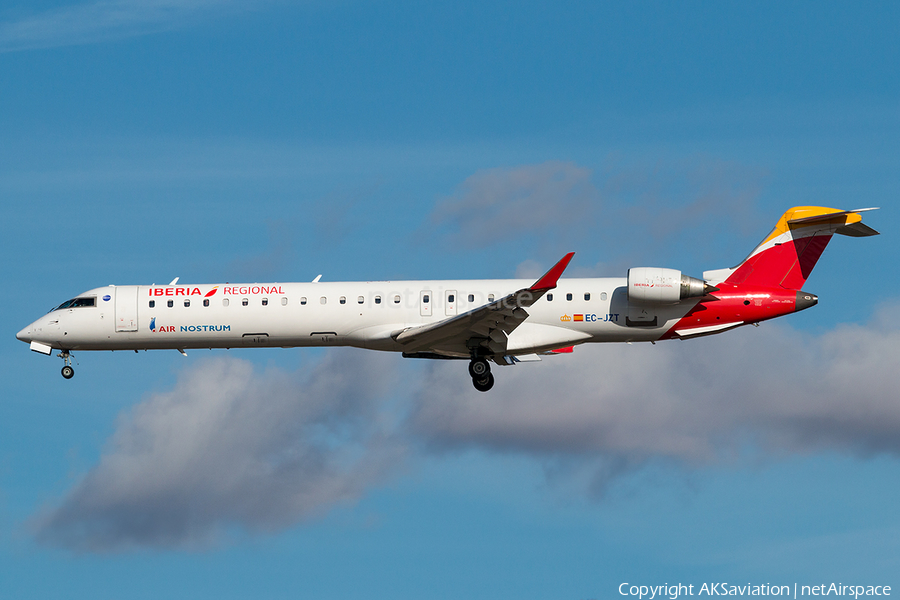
[31,303,900,551]
[0,0,248,52]
[409,303,900,495]
[31,351,407,552]
[428,160,601,248]
[424,157,767,268]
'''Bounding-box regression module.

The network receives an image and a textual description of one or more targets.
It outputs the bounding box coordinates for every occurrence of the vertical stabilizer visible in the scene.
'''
[703,206,878,290]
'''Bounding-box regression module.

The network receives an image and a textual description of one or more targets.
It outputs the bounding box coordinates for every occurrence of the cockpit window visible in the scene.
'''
[52,297,96,311]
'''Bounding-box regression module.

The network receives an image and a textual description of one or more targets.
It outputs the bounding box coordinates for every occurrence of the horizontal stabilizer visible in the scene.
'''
[787,208,880,236]
[835,222,879,237]
[787,207,878,224]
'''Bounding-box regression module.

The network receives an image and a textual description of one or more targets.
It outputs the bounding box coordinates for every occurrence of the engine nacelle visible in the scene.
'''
[627,267,708,304]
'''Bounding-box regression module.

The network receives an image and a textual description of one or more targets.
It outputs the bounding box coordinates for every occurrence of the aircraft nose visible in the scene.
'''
[16,326,32,343]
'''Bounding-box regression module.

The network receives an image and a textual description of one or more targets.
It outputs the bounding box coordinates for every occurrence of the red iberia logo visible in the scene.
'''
[149,285,284,297]
[149,287,203,297]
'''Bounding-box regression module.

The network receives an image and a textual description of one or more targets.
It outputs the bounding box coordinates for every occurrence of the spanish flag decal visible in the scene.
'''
[574,314,584,322]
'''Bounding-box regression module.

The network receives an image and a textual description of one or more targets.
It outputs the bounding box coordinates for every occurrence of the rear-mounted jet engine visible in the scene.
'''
[627,267,714,304]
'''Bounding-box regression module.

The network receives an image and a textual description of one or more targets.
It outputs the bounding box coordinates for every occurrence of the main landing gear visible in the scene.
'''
[468,358,494,392]
[58,351,75,379]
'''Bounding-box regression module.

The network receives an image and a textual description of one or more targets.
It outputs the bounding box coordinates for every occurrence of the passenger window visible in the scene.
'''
[600,292,608,301]
[184,299,190,307]
[149,300,156,308]
[448,294,455,303]
[468,294,474,303]
[358,296,364,304]
[320,297,327,305]
[488,294,495,302]
[566,293,573,301]
[546,293,553,301]
[262,298,268,306]
[167,300,174,308]
[584,292,591,301]
[203,299,209,307]
[423,295,429,303]
[393,295,401,304]
[340,296,346,304]
[281,297,288,306]
[300,297,307,305]
[223,298,230,307]
[242,298,248,306]
[375,296,382,304]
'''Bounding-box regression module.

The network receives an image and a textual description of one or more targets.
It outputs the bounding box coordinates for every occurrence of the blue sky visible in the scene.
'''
[2,1,900,598]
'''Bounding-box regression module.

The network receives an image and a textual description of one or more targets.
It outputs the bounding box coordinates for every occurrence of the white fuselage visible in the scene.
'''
[18,205,873,388]
[18,278,701,357]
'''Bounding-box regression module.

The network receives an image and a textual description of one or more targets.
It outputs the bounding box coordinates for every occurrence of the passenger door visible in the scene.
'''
[115,286,139,332]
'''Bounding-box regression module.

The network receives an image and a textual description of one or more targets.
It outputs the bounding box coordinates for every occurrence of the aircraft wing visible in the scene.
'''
[393,253,574,357]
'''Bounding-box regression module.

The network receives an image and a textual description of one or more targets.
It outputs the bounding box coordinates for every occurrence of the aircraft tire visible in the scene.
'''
[61,366,74,379]
[468,358,490,378]
[472,373,494,392]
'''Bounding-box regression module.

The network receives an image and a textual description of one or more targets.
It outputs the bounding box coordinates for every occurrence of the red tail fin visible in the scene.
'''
[704,206,879,290]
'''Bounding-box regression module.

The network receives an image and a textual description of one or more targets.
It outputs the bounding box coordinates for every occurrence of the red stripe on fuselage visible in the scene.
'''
[659,285,798,340]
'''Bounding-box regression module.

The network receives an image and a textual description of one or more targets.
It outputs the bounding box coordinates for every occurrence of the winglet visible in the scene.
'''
[530,252,575,291]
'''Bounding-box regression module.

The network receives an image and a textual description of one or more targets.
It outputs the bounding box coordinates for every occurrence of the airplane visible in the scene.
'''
[16,206,878,392]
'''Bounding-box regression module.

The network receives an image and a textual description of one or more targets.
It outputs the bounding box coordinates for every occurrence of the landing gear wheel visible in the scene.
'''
[468,358,490,378]
[472,373,494,392]
[58,350,75,379]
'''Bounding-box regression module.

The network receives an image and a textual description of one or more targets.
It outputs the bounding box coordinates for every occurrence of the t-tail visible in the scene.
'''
[703,206,880,291]
[662,206,879,340]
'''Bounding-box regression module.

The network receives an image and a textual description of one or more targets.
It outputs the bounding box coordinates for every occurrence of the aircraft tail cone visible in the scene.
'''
[795,291,818,312]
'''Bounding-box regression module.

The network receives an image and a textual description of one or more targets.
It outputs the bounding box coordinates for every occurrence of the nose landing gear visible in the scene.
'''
[468,358,494,392]
[58,351,75,379]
